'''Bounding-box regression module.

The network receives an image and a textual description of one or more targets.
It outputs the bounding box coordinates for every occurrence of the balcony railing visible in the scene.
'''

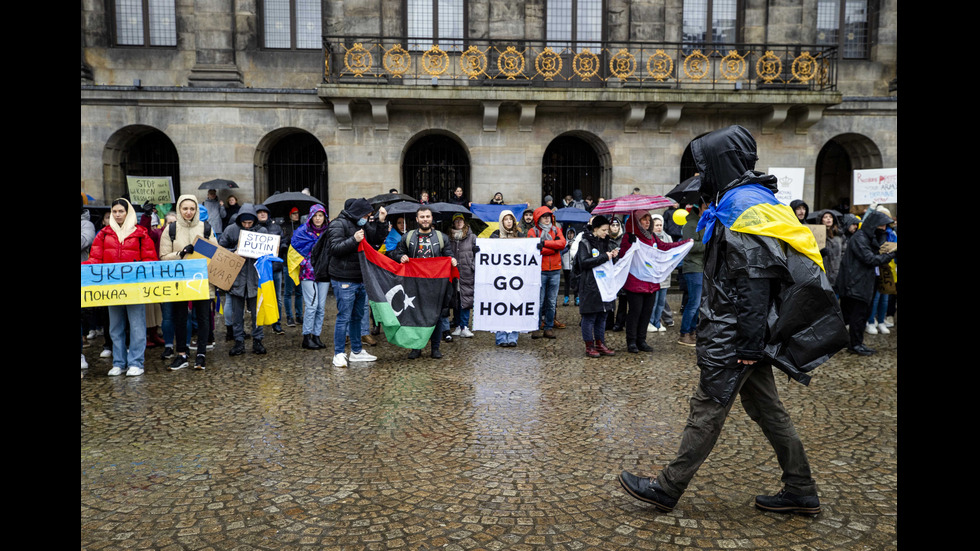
[322,36,838,91]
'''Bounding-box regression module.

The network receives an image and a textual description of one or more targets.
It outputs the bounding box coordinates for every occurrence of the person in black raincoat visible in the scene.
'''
[619,125,847,516]
[575,215,619,357]
[835,206,896,355]
[218,204,269,356]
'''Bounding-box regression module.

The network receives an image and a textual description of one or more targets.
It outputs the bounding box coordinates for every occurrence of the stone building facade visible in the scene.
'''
[81,1,897,219]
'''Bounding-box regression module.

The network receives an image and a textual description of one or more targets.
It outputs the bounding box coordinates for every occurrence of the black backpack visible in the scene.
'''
[169,220,212,244]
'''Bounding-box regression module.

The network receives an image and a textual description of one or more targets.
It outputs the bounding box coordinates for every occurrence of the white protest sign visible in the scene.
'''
[769,167,805,205]
[237,230,281,259]
[853,168,897,205]
[472,238,542,333]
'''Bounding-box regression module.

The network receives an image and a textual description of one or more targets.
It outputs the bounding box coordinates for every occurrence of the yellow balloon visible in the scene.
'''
[672,209,689,226]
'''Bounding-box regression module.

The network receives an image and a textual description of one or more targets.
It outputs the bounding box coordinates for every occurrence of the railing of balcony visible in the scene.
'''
[322,37,837,91]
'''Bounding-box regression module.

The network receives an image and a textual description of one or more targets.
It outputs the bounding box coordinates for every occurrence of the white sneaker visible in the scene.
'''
[107,366,123,376]
[81,354,89,369]
[461,327,474,338]
[884,316,895,328]
[100,349,112,359]
[349,350,377,362]
[126,366,144,377]
[86,330,98,340]
[658,325,667,332]
[865,323,878,335]
[451,326,462,336]
[647,323,658,333]
[877,323,890,334]
[332,353,348,367]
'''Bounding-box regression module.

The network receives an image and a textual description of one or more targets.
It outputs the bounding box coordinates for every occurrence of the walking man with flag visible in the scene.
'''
[618,125,848,516]
[326,198,388,367]
[389,206,458,359]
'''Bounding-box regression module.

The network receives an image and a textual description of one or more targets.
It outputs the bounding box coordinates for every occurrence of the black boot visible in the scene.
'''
[311,335,326,349]
[229,340,245,356]
[302,334,315,350]
[225,325,235,341]
[253,339,267,354]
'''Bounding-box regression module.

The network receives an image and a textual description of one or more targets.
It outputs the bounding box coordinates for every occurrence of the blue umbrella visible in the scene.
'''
[554,206,591,223]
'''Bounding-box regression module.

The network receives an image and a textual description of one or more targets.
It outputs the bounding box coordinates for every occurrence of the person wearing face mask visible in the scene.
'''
[326,198,388,367]
[83,198,159,377]
[575,215,619,358]
[219,204,271,357]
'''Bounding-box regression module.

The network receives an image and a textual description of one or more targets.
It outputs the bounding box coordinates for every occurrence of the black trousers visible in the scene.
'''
[840,296,871,348]
[174,299,211,357]
[625,291,655,346]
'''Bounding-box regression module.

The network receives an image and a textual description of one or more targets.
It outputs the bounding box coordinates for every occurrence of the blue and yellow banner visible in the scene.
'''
[254,254,283,326]
[698,184,825,271]
[81,259,210,307]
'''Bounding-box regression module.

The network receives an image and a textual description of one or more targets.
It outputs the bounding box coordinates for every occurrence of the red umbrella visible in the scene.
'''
[590,194,674,215]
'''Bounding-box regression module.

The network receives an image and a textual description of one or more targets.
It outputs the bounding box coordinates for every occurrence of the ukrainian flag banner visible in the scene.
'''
[698,184,825,271]
[254,254,283,326]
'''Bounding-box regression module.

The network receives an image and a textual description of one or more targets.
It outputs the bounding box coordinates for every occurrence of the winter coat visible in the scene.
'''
[219,203,266,298]
[84,199,158,265]
[525,206,566,272]
[835,208,896,303]
[202,197,225,234]
[290,204,329,282]
[327,202,387,282]
[490,210,523,239]
[449,227,477,310]
[820,232,844,287]
[575,229,617,314]
[256,204,284,272]
[159,194,219,298]
[680,211,705,274]
[81,210,95,262]
[619,211,690,294]
[690,125,847,406]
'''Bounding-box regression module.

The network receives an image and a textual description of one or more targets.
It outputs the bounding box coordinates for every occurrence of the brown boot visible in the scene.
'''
[362,334,377,346]
[585,341,600,358]
[543,329,556,339]
[595,340,615,356]
[678,333,696,347]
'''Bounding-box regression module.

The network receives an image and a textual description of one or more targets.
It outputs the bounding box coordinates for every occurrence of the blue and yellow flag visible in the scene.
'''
[254,254,283,326]
[698,184,825,271]
[286,245,305,286]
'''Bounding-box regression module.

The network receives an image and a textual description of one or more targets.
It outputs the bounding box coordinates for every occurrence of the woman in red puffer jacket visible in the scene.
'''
[83,198,158,377]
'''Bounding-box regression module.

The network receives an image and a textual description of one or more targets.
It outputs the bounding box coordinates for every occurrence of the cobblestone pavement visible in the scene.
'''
[81,294,898,550]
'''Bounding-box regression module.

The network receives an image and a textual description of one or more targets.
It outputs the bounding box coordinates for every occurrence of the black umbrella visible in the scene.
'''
[428,202,472,220]
[198,178,239,190]
[369,193,416,207]
[666,175,701,206]
[384,201,425,218]
[260,191,324,219]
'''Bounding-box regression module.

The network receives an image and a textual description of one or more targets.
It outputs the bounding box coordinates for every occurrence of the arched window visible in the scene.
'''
[402,134,470,204]
[125,130,181,196]
[266,133,328,202]
[542,135,602,206]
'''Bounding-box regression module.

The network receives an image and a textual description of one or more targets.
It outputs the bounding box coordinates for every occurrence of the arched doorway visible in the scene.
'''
[102,125,180,202]
[255,129,329,204]
[816,134,883,215]
[402,132,470,204]
[541,132,610,206]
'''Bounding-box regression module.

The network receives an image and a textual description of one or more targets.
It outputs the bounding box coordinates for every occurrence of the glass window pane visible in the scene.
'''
[816,0,840,46]
[577,0,602,49]
[265,0,292,49]
[843,0,868,58]
[148,1,177,46]
[683,0,707,44]
[296,0,322,49]
[546,0,572,49]
[407,0,434,50]
[115,0,145,45]
[711,0,737,45]
[438,0,463,50]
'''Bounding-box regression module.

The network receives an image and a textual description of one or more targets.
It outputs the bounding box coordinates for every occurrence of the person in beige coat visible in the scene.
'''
[159,194,219,370]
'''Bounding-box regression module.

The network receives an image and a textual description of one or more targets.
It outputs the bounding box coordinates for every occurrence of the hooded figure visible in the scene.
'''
[219,203,271,355]
[619,125,846,517]
[789,200,810,224]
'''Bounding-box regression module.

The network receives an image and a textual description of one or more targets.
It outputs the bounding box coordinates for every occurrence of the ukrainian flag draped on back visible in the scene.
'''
[698,183,825,271]
[254,254,283,325]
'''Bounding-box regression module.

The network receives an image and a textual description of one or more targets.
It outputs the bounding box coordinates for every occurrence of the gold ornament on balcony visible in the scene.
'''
[609,49,636,80]
[344,43,373,77]
[422,45,449,76]
[792,51,817,83]
[497,46,526,79]
[646,50,673,81]
[460,46,488,79]
[535,47,562,80]
[683,50,709,80]
[383,44,411,77]
[573,49,600,80]
[720,50,746,81]
[756,51,782,83]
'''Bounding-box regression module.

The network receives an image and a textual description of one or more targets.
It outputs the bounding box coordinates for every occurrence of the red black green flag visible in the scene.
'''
[358,239,459,349]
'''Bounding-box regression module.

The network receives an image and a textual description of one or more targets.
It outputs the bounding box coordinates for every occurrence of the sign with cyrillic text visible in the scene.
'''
[472,238,541,332]
[237,230,281,259]
[81,259,209,307]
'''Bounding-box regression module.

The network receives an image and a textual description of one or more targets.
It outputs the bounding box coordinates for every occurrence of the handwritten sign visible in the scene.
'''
[81,259,209,308]
[853,168,897,205]
[126,176,175,205]
[472,238,541,332]
[187,237,245,291]
[237,230,281,259]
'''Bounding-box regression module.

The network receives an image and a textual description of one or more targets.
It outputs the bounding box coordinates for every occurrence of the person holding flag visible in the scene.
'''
[218,204,270,356]
[288,204,330,351]
[619,125,847,516]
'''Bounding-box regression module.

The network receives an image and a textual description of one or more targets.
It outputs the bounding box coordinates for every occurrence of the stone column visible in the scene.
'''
[188,0,244,87]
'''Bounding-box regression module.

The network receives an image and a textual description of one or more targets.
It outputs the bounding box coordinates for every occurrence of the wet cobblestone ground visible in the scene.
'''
[81,294,898,550]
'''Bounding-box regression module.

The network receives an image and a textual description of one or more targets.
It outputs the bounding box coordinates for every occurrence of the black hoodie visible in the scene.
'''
[836,208,896,303]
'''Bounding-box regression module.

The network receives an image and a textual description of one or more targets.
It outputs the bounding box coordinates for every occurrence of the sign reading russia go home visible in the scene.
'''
[81,259,210,308]
[472,238,541,333]
[237,230,281,259]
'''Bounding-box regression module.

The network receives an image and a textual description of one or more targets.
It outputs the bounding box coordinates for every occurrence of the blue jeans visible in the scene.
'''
[331,280,366,355]
[868,291,889,324]
[681,272,703,335]
[453,308,471,329]
[495,331,518,345]
[650,288,668,328]
[283,274,303,320]
[301,280,329,336]
[581,312,607,342]
[362,298,371,336]
[160,302,174,346]
[107,303,147,369]
[539,269,561,331]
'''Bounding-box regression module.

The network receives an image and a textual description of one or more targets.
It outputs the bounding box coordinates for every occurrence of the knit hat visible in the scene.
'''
[346,198,373,219]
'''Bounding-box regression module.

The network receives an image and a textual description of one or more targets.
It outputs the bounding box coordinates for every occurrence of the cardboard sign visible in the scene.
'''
[126,176,175,205]
[81,259,209,307]
[187,237,245,291]
[237,230,281,259]
[807,224,826,250]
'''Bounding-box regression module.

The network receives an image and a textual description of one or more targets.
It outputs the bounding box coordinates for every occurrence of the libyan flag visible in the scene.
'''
[358,239,459,349]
